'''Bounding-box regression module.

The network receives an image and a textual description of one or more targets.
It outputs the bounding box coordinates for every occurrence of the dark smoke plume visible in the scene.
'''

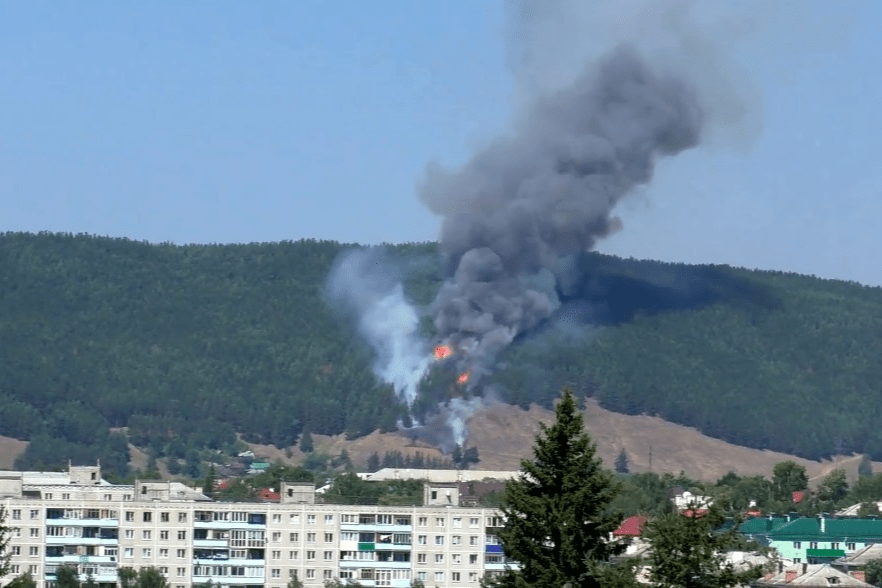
[419,46,703,378]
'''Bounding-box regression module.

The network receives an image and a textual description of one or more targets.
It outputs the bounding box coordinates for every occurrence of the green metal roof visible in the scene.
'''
[806,549,846,557]
[770,518,882,540]
[739,517,789,535]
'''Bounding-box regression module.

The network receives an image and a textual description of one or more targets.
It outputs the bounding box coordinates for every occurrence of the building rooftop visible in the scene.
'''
[362,468,520,483]
[758,564,872,587]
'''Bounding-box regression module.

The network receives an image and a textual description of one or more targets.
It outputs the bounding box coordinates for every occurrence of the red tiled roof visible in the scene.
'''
[613,515,648,536]
[681,509,708,518]
[259,488,280,502]
[216,479,231,490]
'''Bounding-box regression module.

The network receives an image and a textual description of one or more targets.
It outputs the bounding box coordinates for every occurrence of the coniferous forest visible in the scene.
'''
[2,231,882,475]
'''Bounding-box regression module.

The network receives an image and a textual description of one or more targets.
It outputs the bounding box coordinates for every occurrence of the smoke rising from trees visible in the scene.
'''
[420,46,703,378]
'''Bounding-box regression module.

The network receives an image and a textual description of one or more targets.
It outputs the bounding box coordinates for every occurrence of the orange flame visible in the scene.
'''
[457,372,470,385]
[434,344,452,360]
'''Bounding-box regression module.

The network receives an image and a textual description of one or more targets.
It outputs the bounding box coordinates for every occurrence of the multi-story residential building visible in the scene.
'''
[0,466,517,588]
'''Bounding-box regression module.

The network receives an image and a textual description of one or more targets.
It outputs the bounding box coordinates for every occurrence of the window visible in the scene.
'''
[342,514,357,524]
[272,514,281,523]
[793,558,801,563]
[417,554,427,564]
[324,551,333,561]
[177,531,186,541]
[378,514,392,525]
[435,554,444,564]
[143,512,152,522]
[452,535,461,545]
[794,541,801,549]
[452,572,461,582]
[28,565,38,575]
[29,546,39,556]
[832,543,840,550]
[11,510,20,520]
[160,549,169,558]
[323,570,333,580]
[307,551,316,560]
[434,572,445,582]
[143,548,152,558]
[470,554,478,564]
[418,517,427,527]
[289,551,299,560]
[29,510,38,519]
[271,569,280,578]
[470,517,479,528]
[453,517,462,528]
[272,551,281,560]
[272,532,281,543]
[11,547,20,555]
[177,549,187,558]
[469,572,478,582]
[324,533,334,543]
[307,515,316,525]
[341,532,357,541]
[325,515,334,524]
[62,493,70,500]
[290,514,300,524]
[125,530,134,539]
[143,530,152,540]
[435,536,445,545]
[418,572,427,581]
[178,513,187,522]
[307,533,316,543]
[452,554,461,564]
[290,533,299,542]
[810,542,818,549]
[10,566,19,575]
[848,543,857,550]
[418,535,427,545]
[161,512,170,522]
[124,548,134,559]
[177,568,186,577]
[29,528,39,538]
[160,531,169,540]
[436,517,446,527]
[306,569,316,579]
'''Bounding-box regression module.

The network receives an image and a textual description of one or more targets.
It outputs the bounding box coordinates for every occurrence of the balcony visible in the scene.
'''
[45,555,118,565]
[193,539,229,549]
[191,575,265,585]
[46,537,119,546]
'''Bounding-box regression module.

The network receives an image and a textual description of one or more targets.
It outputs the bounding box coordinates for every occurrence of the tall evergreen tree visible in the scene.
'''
[493,388,624,588]
[615,449,630,474]
[772,461,808,502]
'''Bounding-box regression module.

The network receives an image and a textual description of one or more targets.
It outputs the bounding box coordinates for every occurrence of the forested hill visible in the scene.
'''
[2,232,882,477]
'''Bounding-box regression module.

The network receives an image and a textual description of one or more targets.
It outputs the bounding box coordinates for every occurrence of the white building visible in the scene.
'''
[0,465,516,588]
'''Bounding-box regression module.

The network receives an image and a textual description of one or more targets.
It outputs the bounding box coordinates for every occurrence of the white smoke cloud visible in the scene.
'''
[326,248,430,408]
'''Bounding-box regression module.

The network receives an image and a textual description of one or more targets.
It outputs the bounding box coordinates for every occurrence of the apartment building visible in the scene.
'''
[0,466,516,588]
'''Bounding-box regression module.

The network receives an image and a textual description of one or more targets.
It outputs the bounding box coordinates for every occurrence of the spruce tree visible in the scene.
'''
[494,387,624,588]
[615,449,630,474]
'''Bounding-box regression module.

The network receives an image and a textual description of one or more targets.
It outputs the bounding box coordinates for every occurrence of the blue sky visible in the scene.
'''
[2,1,881,286]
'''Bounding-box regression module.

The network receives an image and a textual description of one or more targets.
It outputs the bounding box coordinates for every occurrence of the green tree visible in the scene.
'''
[55,565,81,588]
[864,559,882,587]
[203,465,217,498]
[366,452,380,473]
[287,575,305,588]
[6,572,38,588]
[118,566,138,588]
[133,567,170,588]
[860,455,874,479]
[615,449,630,474]
[300,429,315,453]
[817,469,849,503]
[493,387,624,588]
[644,504,764,588]
[0,506,12,578]
[772,461,808,502]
